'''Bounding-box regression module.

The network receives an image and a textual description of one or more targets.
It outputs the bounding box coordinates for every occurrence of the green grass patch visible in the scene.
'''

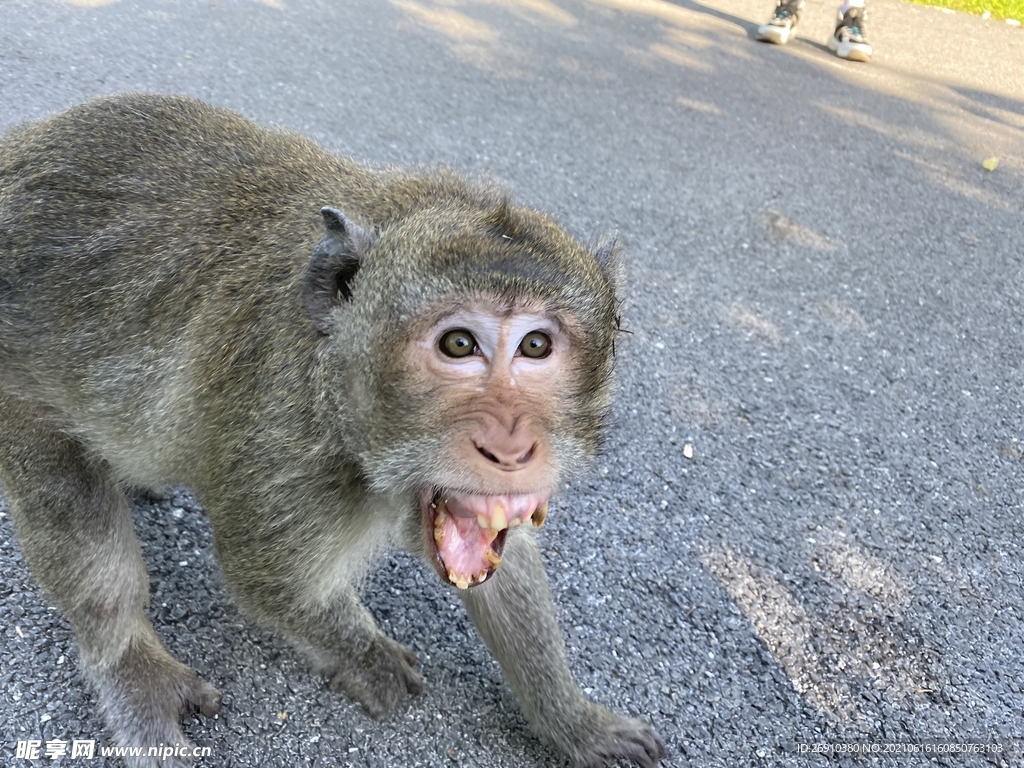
[907,0,1024,22]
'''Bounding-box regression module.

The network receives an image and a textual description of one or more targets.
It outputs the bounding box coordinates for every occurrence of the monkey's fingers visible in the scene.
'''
[401,645,423,673]
[564,708,666,768]
[400,645,426,697]
[328,636,424,720]
[585,721,666,768]
[166,668,222,720]
[193,681,223,718]
[95,660,221,768]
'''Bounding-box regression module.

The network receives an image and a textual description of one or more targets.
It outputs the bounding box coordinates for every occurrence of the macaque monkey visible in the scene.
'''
[0,94,665,767]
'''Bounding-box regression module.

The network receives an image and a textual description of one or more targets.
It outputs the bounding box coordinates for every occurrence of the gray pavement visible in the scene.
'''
[1,0,1022,766]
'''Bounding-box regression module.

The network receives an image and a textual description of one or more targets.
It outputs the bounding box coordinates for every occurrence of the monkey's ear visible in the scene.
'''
[594,236,626,303]
[304,207,376,334]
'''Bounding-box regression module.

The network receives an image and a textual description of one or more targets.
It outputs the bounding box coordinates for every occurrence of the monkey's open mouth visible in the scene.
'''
[420,488,550,589]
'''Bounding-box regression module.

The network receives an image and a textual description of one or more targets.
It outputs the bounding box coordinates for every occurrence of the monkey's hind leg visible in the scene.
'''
[0,394,220,767]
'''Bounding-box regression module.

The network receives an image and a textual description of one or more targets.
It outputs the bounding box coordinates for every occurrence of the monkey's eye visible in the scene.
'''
[519,331,552,359]
[440,329,477,358]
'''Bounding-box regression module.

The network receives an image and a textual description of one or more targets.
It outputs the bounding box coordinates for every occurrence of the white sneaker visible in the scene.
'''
[828,6,872,61]
[756,0,805,45]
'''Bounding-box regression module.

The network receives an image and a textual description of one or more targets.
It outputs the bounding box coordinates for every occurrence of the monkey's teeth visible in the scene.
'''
[531,502,548,528]
[508,516,522,529]
[485,550,502,569]
[491,503,507,531]
[446,569,466,593]
[476,502,509,533]
[476,514,499,543]
[434,504,447,547]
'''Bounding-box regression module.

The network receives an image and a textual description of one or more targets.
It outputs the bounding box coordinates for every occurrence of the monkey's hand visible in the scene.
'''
[326,634,425,721]
[267,586,424,721]
[544,702,666,768]
[93,638,222,768]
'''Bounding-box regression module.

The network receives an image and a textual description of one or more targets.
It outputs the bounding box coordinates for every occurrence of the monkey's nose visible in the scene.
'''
[474,423,538,470]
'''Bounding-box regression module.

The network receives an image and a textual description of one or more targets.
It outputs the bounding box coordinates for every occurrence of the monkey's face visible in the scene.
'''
[307,202,621,589]
[405,302,567,589]
[339,286,615,590]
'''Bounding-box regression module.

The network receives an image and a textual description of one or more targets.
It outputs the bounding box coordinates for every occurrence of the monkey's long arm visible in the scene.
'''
[461,530,665,768]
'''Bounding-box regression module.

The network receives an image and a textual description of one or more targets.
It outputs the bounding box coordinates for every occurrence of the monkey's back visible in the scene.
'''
[0,94,376,483]
[0,92,363,324]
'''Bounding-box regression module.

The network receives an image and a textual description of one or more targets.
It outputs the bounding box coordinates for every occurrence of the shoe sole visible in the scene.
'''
[828,35,871,61]
[757,24,794,45]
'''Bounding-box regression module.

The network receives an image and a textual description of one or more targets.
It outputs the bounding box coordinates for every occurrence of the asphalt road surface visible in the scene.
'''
[1,1,1022,766]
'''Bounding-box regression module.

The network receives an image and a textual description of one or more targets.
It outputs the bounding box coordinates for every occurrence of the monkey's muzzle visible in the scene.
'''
[421,489,549,589]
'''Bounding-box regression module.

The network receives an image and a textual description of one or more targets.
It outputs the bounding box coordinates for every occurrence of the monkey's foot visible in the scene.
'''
[421,488,550,589]
[327,634,424,721]
[89,635,221,767]
[546,704,666,768]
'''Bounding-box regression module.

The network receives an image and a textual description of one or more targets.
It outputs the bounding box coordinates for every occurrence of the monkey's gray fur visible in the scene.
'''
[0,94,664,768]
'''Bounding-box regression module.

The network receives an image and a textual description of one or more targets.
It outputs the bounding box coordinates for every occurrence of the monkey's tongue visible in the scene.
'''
[428,491,549,590]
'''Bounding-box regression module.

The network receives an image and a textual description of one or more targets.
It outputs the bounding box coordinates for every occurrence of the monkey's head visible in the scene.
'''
[304,194,623,590]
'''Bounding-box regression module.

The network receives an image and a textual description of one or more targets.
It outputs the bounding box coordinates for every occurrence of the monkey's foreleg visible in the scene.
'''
[243,582,424,721]
[0,395,220,768]
[461,530,666,768]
